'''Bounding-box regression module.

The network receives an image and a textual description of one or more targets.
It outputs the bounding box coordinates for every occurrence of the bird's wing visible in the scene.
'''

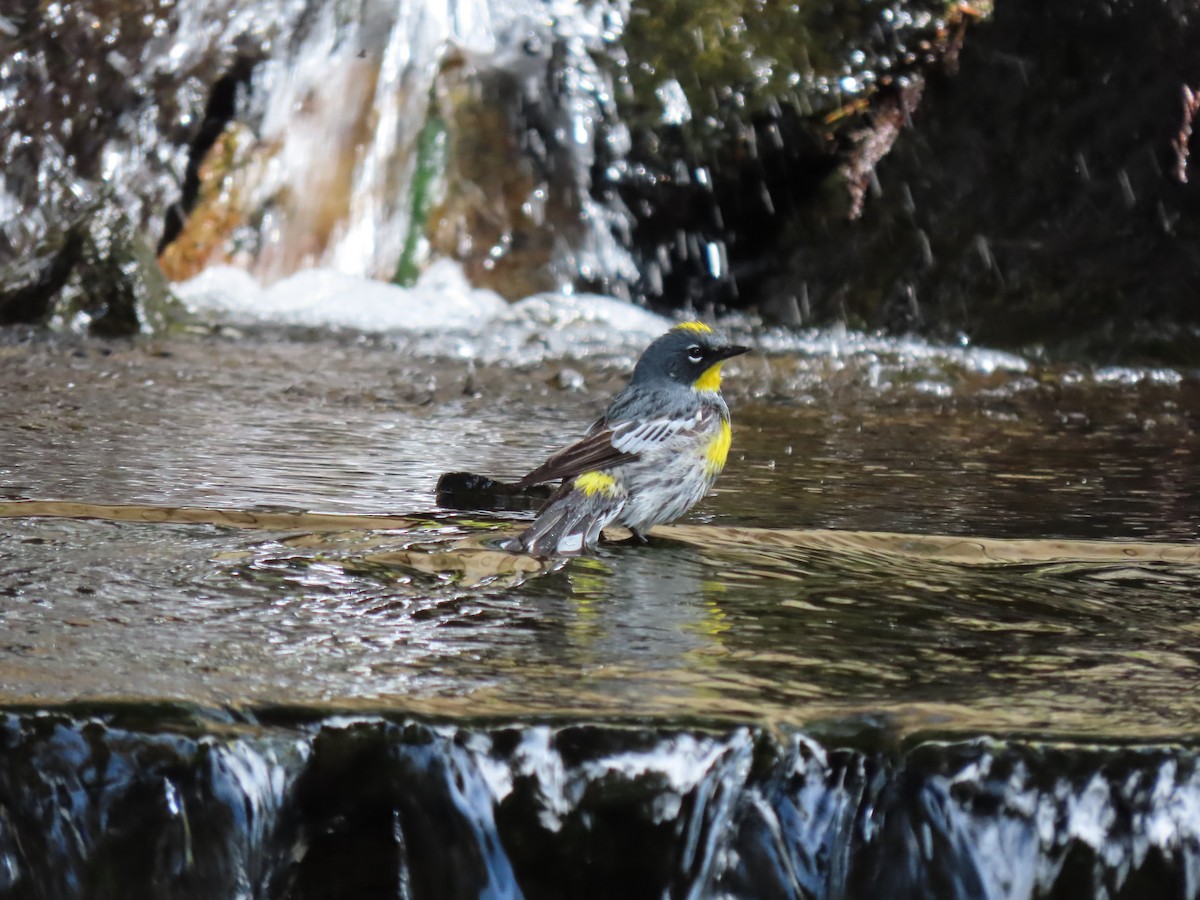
[514,409,714,487]
[513,422,635,487]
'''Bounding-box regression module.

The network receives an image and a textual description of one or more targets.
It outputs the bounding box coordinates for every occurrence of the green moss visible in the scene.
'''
[615,0,967,149]
[394,113,448,287]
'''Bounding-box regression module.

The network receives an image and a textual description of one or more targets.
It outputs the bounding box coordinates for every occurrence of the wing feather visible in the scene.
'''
[609,412,708,454]
[514,426,637,486]
[515,407,718,487]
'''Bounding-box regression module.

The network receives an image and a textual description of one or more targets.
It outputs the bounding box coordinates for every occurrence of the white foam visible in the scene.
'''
[174,260,507,332]
[501,291,671,339]
[170,264,262,315]
[172,260,675,371]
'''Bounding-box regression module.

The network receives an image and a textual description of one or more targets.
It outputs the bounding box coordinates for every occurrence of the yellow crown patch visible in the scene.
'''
[673,321,713,334]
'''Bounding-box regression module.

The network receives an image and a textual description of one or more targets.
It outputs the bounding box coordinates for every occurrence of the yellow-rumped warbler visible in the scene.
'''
[514,321,749,556]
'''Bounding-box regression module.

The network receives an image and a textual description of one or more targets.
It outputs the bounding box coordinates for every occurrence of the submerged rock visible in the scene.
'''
[1,711,1199,899]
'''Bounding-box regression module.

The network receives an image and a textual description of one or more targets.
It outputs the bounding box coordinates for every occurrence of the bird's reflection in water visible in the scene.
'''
[516,543,732,707]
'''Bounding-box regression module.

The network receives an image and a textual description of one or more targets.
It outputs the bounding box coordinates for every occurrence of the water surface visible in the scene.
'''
[1,332,1197,739]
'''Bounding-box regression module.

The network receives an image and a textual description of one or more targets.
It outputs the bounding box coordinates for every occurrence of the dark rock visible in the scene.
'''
[0,230,84,326]
[761,0,1200,361]
[0,0,285,331]
[607,0,971,316]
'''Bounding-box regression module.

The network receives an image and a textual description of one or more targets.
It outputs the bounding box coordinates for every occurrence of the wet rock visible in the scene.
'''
[0,206,180,336]
[607,0,976,313]
[0,230,84,327]
[64,208,181,336]
[551,368,587,392]
[424,63,567,301]
[761,0,1200,361]
[156,122,263,284]
[0,0,639,316]
[0,0,286,332]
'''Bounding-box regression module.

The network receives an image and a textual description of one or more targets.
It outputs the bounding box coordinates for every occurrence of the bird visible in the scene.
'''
[512,321,749,557]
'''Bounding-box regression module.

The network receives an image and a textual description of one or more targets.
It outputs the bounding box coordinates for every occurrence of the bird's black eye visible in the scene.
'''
[687,345,704,363]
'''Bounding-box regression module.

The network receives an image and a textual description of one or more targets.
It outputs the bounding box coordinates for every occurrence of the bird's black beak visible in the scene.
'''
[716,345,751,361]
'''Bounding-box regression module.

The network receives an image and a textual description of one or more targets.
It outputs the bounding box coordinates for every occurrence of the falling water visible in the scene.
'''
[4,713,1200,899]
[0,0,643,303]
[245,0,497,280]
[160,0,640,291]
[4,0,997,324]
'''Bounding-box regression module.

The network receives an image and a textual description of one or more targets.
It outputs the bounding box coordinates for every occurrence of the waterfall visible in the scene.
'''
[246,0,495,281]
[158,0,639,295]
[4,713,1200,899]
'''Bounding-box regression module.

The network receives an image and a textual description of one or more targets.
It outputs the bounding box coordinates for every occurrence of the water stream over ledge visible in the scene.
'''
[4,712,1200,899]
[1,329,1199,896]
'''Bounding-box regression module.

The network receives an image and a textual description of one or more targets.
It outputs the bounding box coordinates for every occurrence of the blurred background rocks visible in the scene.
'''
[2,0,1198,360]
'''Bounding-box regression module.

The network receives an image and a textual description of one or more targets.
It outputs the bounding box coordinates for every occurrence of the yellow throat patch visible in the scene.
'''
[704,420,732,475]
[575,471,620,498]
[692,361,725,392]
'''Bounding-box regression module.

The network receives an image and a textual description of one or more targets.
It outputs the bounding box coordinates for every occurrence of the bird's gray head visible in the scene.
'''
[630,322,750,391]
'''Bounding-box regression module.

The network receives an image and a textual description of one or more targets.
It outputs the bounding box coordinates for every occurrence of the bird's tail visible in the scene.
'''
[517,484,626,557]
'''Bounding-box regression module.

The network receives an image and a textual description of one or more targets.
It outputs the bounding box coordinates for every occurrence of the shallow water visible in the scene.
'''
[0,332,1198,740]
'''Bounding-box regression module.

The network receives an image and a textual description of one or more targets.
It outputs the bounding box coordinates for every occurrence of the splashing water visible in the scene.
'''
[199,0,639,289]
[1,0,641,301]
[4,714,1200,899]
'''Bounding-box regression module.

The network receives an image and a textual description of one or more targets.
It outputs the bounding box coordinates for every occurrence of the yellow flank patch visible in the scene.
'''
[575,470,619,497]
[692,361,724,392]
[674,320,713,334]
[704,420,732,475]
